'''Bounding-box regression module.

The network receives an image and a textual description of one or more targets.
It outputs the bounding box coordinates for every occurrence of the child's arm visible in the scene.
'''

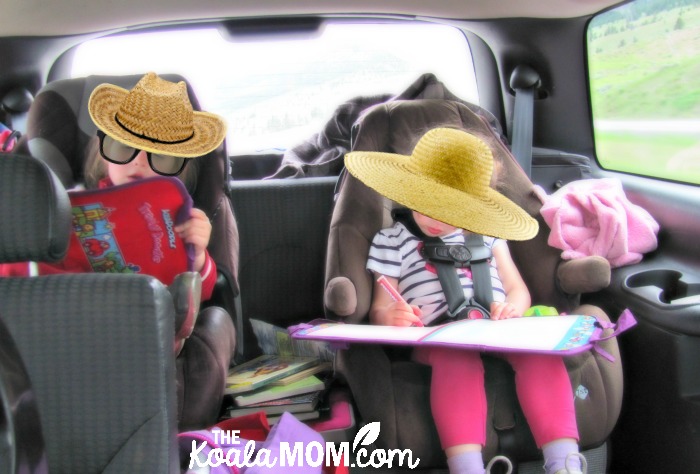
[369,274,424,327]
[490,243,531,320]
[174,207,212,273]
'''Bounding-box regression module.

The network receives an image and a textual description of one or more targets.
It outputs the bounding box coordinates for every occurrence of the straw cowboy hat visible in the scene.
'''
[344,127,539,241]
[88,72,226,158]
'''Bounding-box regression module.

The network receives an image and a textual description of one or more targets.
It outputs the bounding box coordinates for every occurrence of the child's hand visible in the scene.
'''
[174,207,211,273]
[373,301,423,327]
[489,301,520,320]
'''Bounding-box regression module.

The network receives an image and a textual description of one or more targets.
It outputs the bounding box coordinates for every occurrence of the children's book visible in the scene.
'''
[268,362,333,386]
[289,310,636,357]
[225,390,322,417]
[233,375,326,407]
[28,176,193,286]
[250,318,336,362]
[225,354,320,394]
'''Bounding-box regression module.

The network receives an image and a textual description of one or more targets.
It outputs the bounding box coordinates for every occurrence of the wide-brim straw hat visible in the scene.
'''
[88,72,226,158]
[345,127,538,241]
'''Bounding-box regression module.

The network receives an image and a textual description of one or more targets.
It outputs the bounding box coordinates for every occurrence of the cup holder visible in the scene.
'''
[625,269,700,307]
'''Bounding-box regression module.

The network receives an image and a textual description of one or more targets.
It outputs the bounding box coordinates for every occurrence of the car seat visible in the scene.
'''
[0,153,180,473]
[323,99,622,468]
[17,73,238,430]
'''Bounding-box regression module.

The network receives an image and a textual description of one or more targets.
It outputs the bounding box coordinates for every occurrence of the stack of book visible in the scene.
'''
[223,354,332,424]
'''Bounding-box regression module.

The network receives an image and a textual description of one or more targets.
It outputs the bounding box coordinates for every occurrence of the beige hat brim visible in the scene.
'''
[345,151,538,241]
[88,83,227,158]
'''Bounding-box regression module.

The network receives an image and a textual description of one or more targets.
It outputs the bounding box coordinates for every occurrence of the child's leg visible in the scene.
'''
[503,353,578,445]
[414,347,487,473]
[542,440,585,473]
[503,353,582,473]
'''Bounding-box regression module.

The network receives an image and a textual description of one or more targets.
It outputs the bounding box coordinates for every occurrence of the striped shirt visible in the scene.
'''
[367,221,506,325]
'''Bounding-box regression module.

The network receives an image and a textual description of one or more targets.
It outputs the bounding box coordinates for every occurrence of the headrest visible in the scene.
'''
[26,74,195,189]
[0,154,71,263]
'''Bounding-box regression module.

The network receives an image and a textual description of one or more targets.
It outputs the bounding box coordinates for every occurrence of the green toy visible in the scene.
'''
[523,305,559,317]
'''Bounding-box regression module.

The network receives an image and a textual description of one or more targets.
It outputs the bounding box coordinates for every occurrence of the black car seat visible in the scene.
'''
[323,99,622,468]
[0,315,47,474]
[16,73,238,430]
[0,153,180,473]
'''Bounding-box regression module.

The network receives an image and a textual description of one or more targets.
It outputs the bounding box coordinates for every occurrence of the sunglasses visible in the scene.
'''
[97,130,187,177]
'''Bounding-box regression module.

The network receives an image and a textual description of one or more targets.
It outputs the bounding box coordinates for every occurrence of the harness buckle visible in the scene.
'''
[422,242,472,266]
[451,297,491,320]
[429,297,491,326]
[421,241,492,267]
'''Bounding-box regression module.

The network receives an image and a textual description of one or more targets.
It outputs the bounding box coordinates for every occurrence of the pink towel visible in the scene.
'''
[540,178,659,268]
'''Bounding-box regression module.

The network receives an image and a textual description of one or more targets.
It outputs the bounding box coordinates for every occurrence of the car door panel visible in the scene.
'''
[593,172,700,473]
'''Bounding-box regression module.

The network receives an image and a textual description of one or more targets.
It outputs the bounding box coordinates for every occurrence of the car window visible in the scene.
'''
[71,22,477,155]
[587,0,700,185]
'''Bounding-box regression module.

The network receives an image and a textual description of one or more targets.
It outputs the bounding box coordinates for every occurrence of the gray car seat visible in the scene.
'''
[0,153,180,473]
[324,99,622,468]
[15,73,237,430]
[0,315,47,474]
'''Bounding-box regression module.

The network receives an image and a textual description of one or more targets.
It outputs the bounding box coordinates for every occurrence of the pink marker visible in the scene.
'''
[377,275,406,303]
[377,275,423,327]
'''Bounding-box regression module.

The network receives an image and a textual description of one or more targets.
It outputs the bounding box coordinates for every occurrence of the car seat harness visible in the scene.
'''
[392,208,493,323]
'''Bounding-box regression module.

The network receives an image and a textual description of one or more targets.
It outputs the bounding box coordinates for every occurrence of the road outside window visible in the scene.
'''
[588,0,700,185]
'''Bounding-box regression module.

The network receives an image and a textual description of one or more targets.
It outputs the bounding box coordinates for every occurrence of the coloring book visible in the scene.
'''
[289,310,636,357]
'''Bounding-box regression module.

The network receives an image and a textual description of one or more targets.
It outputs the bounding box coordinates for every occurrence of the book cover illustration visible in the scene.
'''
[269,361,333,386]
[37,176,193,286]
[70,203,137,273]
[250,318,336,362]
[225,354,320,394]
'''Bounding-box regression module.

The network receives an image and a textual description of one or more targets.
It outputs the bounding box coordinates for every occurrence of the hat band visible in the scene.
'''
[114,113,195,145]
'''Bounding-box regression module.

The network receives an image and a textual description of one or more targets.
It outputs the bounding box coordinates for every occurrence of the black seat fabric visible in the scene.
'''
[227,177,337,361]
[0,315,48,474]
[0,153,179,473]
[20,74,237,430]
[324,99,622,467]
[0,275,180,474]
[0,152,70,264]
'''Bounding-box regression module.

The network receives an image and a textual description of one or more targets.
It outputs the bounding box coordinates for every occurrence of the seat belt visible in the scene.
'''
[424,232,493,320]
[392,209,493,321]
[508,65,541,179]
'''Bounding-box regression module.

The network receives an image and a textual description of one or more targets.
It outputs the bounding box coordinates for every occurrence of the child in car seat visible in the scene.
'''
[81,72,227,300]
[0,72,226,300]
[344,127,586,474]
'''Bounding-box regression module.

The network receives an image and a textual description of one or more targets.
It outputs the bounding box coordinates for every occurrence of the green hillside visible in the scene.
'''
[588,1,700,119]
[587,0,700,185]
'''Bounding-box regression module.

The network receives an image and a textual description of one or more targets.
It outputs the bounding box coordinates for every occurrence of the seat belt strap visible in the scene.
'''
[430,235,493,319]
[466,232,493,310]
[508,65,541,179]
[511,86,534,178]
[432,253,469,317]
[392,209,493,319]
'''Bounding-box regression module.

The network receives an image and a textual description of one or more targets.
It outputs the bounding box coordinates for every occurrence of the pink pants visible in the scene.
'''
[414,346,579,449]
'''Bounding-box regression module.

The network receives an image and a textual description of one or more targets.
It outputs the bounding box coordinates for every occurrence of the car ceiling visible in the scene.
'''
[5,0,625,37]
